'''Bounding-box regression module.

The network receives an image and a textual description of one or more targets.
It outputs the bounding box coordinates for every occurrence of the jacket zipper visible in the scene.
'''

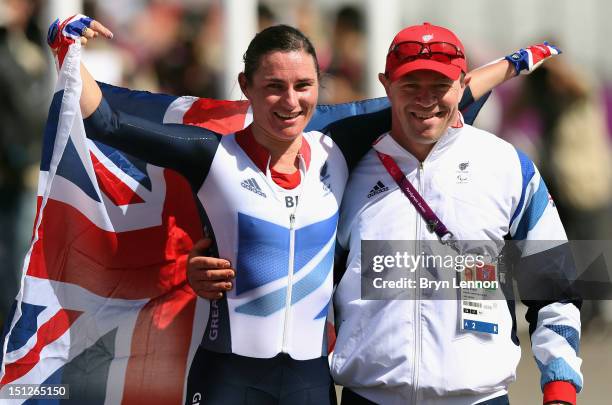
[412,160,425,404]
[281,153,305,354]
[281,212,296,353]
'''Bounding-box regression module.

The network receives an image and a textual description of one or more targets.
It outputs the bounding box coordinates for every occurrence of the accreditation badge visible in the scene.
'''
[459,261,500,334]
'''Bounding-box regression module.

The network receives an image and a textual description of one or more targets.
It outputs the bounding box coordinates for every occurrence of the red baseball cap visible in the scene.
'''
[385,22,467,81]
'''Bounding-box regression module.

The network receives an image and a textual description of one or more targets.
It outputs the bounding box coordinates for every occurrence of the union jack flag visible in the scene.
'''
[0,39,390,403]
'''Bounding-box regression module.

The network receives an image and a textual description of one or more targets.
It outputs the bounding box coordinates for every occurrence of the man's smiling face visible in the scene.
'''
[380,69,467,159]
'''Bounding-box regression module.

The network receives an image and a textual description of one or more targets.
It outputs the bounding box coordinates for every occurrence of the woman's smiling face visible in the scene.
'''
[239,50,319,142]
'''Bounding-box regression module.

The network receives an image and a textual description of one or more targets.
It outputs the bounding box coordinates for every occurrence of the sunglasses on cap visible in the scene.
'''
[389,41,464,64]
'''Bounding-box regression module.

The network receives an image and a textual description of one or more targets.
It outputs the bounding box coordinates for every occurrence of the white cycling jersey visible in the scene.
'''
[197,131,347,360]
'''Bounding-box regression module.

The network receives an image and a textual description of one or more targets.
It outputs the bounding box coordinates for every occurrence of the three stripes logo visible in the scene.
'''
[367,180,389,198]
[241,178,267,198]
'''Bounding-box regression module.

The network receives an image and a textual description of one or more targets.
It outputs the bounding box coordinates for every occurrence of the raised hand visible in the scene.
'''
[47,14,113,64]
[505,42,561,75]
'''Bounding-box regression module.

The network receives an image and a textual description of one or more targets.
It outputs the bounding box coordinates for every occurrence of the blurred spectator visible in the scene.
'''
[0,0,50,321]
[502,51,612,325]
[257,2,276,31]
[320,5,366,104]
[85,0,224,98]
[154,7,222,98]
[504,57,612,241]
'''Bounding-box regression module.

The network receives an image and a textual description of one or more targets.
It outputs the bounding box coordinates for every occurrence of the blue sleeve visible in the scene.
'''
[99,82,178,124]
[83,97,222,189]
[507,150,583,392]
[306,97,390,132]
[459,87,491,126]
[325,108,391,172]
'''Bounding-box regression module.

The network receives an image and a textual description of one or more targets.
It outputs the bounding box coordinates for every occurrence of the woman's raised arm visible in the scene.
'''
[47,16,114,117]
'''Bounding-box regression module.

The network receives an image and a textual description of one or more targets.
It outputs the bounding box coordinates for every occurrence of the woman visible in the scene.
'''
[70,20,357,405]
[52,16,554,405]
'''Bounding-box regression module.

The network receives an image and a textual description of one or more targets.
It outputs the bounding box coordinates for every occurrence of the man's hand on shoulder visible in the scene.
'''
[187,238,235,300]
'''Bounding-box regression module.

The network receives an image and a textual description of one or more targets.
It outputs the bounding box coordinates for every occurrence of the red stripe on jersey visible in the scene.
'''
[271,169,301,190]
[235,126,311,190]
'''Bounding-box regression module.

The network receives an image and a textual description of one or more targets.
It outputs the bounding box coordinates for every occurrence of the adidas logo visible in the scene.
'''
[241,178,266,197]
[367,181,389,198]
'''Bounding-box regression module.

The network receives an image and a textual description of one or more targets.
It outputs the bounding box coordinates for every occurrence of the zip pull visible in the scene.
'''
[289,213,296,229]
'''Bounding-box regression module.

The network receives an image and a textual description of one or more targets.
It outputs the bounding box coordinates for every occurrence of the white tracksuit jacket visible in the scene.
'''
[333,125,582,405]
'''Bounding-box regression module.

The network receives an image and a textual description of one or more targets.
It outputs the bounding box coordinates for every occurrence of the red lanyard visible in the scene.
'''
[377,151,457,249]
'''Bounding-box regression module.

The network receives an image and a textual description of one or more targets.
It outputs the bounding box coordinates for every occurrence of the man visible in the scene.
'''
[332,23,581,405]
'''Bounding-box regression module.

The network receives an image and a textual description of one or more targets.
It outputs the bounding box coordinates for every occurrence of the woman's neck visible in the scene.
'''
[251,124,302,173]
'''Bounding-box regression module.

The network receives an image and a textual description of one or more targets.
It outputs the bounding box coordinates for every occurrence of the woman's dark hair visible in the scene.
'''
[242,24,319,83]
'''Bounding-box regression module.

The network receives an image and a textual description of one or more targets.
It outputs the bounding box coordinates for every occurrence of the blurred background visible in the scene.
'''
[1,0,611,402]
